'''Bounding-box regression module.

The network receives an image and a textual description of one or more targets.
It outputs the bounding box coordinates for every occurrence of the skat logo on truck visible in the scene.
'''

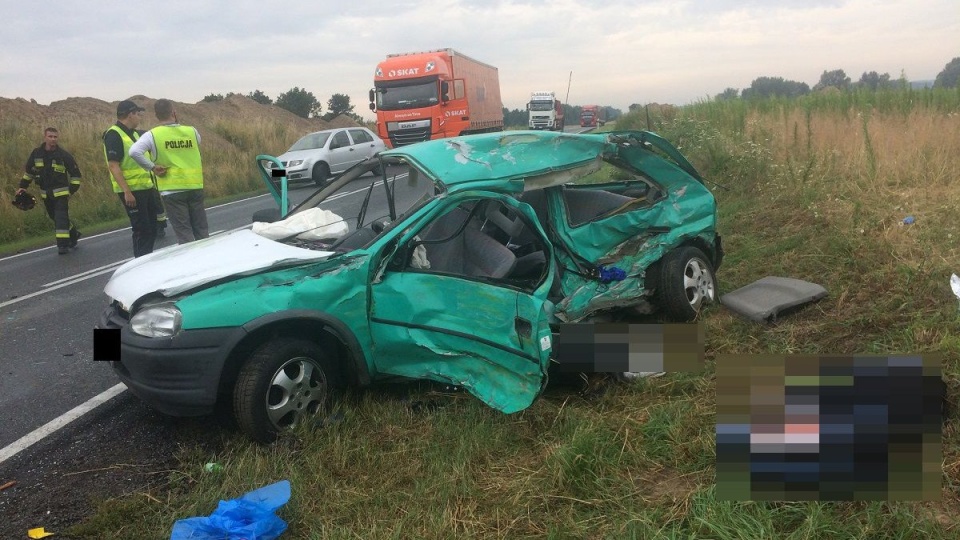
[165,139,194,149]
[444,109,467,117]
[388,68,419,77]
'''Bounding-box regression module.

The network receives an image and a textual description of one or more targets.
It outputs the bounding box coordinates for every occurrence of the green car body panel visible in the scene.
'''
[102,129,720,417]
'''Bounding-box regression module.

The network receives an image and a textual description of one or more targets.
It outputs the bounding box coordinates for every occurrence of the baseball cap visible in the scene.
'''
[117,100,146,117]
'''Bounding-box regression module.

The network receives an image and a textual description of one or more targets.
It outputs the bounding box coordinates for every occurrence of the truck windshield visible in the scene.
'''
[530,101,554,111]
[376,80,439,111]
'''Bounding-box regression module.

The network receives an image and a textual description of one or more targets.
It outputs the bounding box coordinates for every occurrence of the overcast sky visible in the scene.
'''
[2,0,956,121]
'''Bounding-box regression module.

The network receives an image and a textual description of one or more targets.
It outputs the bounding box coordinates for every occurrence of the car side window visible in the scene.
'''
[394,199,547,292]
[330,131,350,149]
[349,129,372,144]
[561,161,663,227]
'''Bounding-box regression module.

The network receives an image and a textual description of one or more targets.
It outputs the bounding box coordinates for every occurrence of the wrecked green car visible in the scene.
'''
[99,130,722,442]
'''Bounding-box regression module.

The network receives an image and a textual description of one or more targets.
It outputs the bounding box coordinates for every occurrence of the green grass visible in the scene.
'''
[45,88,960,537]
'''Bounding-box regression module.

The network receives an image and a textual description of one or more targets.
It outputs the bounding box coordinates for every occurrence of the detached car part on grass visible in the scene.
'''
[98,129,723,443]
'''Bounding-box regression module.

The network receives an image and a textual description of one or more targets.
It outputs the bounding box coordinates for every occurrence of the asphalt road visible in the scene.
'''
[0,167,413,452]
[0,126,601,453]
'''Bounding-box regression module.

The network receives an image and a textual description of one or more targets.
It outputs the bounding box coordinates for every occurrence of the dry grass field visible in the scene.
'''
[5,87,960,538]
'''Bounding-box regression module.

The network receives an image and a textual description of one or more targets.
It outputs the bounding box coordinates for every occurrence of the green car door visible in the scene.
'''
[369,193,555,413]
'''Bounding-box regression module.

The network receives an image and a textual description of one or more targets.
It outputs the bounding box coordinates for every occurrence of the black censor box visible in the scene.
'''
[553,322,705,373]
[271,169,287,177]
[93,328,121,361]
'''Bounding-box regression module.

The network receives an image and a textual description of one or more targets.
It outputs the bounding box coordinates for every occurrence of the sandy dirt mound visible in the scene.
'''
[1,94,364,137]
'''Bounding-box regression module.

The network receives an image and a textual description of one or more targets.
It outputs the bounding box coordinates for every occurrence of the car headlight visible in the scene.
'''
[288,160,303,167]
[130,303,182,338]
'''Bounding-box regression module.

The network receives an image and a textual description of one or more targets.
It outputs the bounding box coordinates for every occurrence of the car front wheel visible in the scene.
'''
[233,337,340,443]
[312,162,330,186]
[654,246,717,322]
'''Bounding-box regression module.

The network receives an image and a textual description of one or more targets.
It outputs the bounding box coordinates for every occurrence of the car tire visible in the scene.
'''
[653,246,717,322]
[371,163,384,177]
[312,162,330,186]
[233,337,341,443]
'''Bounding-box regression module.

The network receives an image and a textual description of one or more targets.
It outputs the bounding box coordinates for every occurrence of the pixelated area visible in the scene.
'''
[716,354,943,501]
[553,322,704,373]
[92,328,121,361]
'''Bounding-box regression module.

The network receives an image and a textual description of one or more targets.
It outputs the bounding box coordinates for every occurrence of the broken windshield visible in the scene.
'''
[274,157,439,254]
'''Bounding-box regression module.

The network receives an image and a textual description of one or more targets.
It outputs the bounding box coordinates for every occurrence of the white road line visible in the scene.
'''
[0,193,274,263]
[0,383,126,466]
[1,175,407,310]
[0,265,123,310]
[43,258,133,288]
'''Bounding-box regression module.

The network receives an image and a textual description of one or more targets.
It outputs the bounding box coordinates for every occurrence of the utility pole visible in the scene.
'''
[564,71,572,105]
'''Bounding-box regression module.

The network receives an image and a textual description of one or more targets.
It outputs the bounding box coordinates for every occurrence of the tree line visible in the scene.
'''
[713,57,960,101]
[201,89,362,122]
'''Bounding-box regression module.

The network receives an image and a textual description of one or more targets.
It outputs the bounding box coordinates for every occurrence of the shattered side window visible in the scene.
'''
[399,198,548,292]
[561,160,662,227]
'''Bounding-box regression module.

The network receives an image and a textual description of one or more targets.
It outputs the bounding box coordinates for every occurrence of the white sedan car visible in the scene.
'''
[269,127,386,185]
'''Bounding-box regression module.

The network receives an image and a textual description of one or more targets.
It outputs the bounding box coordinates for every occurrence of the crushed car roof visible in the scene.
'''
[380,130,706,192]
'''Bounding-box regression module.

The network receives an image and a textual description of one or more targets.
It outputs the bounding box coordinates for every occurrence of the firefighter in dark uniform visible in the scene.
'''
[17,127,83,254]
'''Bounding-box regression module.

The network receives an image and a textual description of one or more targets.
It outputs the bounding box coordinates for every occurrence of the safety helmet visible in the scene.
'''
[12,191,36,211]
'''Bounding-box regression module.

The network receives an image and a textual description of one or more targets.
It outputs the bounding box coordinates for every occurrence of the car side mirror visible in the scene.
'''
[369,102,376,112]
[369,88,375,103]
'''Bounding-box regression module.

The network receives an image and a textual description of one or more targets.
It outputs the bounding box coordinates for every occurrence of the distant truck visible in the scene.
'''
[580,105,606,128]
[527,91,564,131]
[369,48,504,148]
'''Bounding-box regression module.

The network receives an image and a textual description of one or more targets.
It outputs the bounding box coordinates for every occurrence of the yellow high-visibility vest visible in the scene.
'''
[104,125,155,193]
[152,125,204,191]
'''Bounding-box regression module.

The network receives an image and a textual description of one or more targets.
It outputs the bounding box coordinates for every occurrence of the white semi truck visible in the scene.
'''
[527,91,564,131]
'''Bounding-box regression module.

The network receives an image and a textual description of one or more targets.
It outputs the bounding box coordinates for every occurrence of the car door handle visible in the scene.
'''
[515,317,532,339]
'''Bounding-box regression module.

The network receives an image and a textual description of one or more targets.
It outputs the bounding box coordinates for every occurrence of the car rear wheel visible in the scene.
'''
[312,162,330,186]
[653,246,717,322]
[233,337,340,443]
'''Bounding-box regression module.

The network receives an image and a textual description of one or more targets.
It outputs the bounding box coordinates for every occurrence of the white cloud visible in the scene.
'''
[0,0,956,119]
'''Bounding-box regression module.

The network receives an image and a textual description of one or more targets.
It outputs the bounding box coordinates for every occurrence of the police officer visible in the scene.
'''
[130,99,209,244]
[17,127,82,255]
[103,100,163,257]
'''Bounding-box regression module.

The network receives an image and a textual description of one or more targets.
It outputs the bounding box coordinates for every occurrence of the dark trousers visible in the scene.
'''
[119,189,161,257]
[162,189,209,244]
[42,193,77,248]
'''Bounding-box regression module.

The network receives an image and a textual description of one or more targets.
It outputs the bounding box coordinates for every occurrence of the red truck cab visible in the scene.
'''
[370,49,503,148]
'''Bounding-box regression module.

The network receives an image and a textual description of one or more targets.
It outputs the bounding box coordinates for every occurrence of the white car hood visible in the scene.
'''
[104,228,333,310]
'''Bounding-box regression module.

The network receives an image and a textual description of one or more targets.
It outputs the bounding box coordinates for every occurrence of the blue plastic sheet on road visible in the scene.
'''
[170,479,291,540]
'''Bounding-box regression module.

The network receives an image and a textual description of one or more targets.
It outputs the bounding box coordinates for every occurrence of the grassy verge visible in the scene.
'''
[66,88,960,538]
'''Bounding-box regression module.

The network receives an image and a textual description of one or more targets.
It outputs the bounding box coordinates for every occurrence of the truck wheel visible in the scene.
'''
[233,337,341,443]
[312,162,330,186]
[652,246,717,322]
